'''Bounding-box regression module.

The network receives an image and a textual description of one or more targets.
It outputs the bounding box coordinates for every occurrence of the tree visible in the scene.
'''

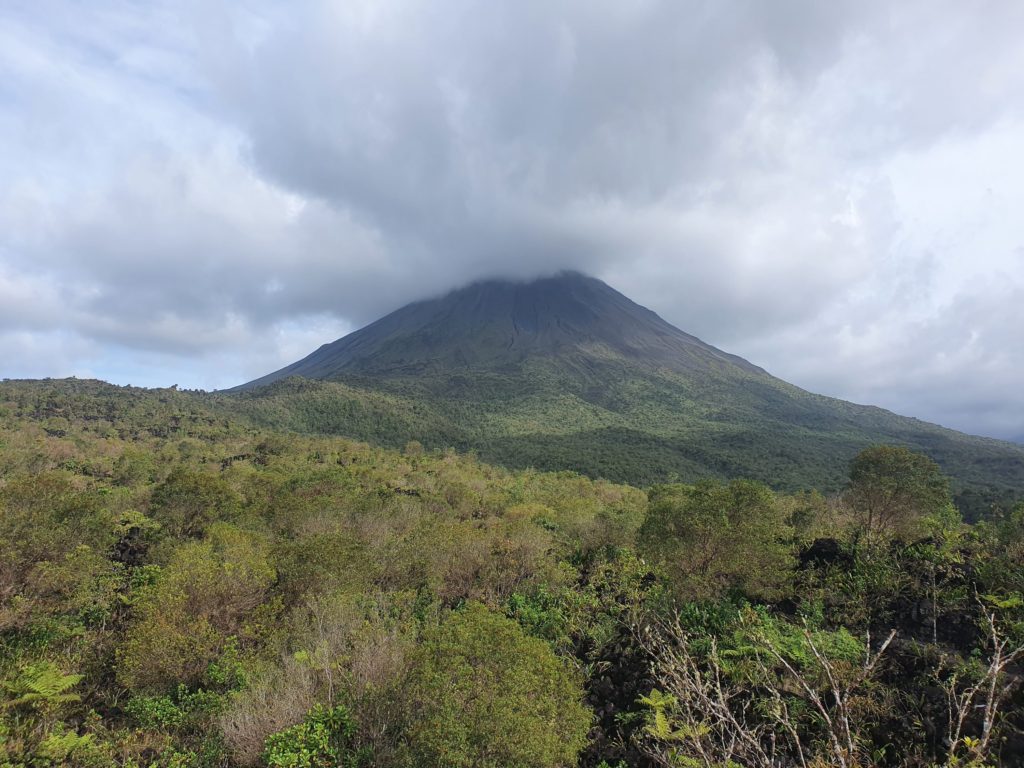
[846,446,952,540]
[403,602,591,768]
[640,479,794,600]
[150,467,241,538]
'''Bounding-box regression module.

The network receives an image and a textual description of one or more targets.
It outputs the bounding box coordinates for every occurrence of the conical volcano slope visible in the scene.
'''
[239,272,762,383]
[231,272,1024,513]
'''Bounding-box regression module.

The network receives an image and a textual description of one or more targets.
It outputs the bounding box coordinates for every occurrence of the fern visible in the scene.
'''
[2,662,83,711]
[36,730,96,761]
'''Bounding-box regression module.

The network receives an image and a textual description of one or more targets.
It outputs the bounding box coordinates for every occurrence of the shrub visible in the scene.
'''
[640,479,794,599]
[117,525,275,692]
[219,659,316,766]
[403,602,591,768]
[150,467,240,538]
[262,704,361,768]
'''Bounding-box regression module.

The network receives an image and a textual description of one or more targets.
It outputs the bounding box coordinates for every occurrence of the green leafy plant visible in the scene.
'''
[262,704,362,768]
[2,662,82,713]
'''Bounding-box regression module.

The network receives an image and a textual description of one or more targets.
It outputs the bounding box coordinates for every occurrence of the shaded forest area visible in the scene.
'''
[1,379,1023,767]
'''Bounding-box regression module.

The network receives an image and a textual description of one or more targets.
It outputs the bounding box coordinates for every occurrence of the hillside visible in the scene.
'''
[231,272,1024,512]
[2,376,1024,767]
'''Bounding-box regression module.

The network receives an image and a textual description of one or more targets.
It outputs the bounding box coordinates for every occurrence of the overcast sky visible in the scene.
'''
[1,1,1022,441]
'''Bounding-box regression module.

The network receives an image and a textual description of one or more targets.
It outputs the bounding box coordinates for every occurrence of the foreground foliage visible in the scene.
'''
[1,380,1023,767]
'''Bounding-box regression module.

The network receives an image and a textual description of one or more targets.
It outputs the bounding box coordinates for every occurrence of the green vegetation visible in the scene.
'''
[262,705,362,768]
[222,363,1024,519]
[2,379,1024,767]
[403,603,590,768]
[227,273,1024,519]
[846,444,952,540]
[640,479,793,599]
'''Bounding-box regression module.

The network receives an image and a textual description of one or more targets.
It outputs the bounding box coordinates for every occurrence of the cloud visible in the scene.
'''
[0,0,1022,438]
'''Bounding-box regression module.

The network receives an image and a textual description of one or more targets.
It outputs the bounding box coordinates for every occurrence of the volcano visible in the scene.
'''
[239,272,764,384]
[232,272,1024,513]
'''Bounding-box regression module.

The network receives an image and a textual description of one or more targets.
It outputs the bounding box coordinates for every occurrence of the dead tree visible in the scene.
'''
[940,609,1024,766]
[635,612,895,768]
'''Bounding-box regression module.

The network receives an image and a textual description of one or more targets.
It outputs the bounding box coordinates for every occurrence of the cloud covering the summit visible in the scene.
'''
[1,0,1023,439]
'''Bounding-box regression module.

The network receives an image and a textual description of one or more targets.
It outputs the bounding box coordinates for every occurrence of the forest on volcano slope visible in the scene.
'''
[227,274,1024,521]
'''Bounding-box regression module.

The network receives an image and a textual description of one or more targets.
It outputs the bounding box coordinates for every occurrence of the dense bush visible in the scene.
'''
[403,602,591,768]
[262,705,362,768]
[1,380,1022,767]
[640,478,794,599]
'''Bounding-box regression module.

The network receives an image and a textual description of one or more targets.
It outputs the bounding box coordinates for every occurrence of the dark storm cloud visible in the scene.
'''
[210,1,869,315]
[0,0,1022,436]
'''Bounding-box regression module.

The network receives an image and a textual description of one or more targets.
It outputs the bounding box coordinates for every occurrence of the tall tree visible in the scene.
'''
[640,479,793,600]
[846,445,952,540]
